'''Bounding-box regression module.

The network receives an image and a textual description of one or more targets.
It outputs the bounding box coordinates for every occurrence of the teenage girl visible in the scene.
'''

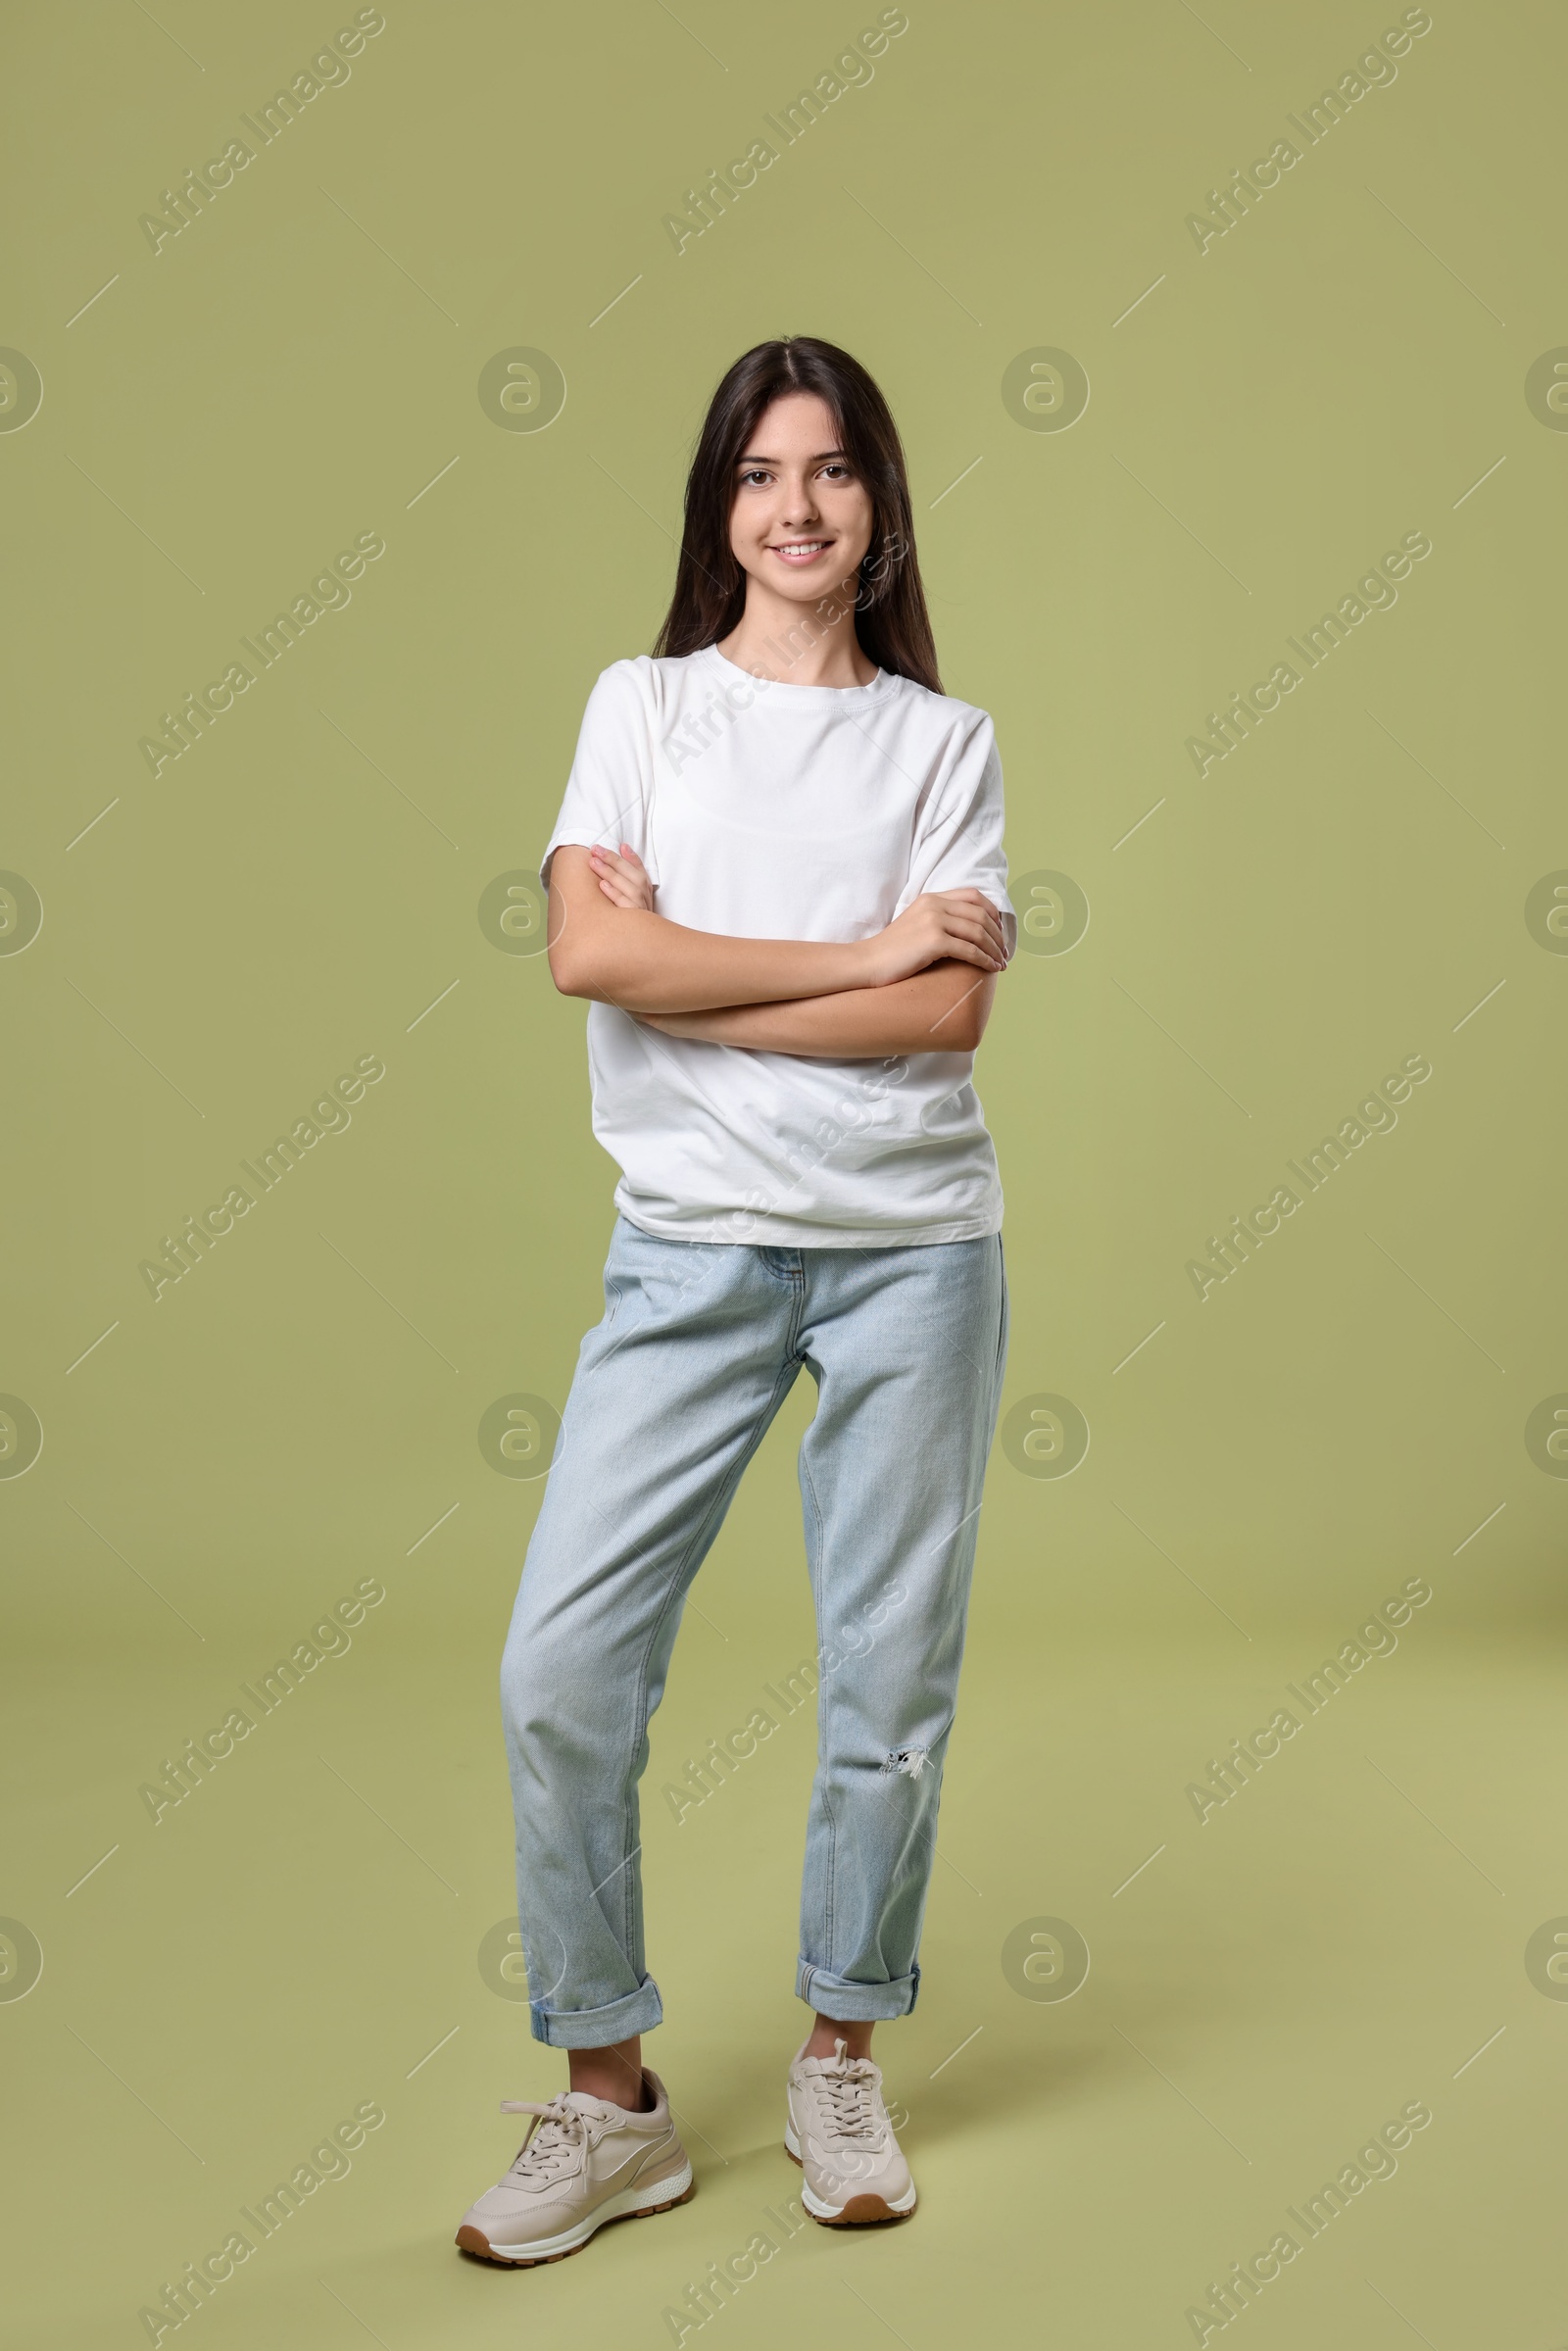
[457,336,1013,2265]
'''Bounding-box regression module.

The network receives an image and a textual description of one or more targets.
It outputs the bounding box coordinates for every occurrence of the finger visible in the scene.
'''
[617,843,649,872]
[975,906,1008,957]
[947,899,1003,939]
[939,889,1004,933]
[952,891,1007,944]
[942,934,1005,973]
[938,936,1000,972]
[941,913,1006,963]
[933,915,1000,956]
[935,895,1006,957]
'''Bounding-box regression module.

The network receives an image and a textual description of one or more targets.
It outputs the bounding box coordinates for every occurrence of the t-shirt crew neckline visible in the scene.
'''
[696,640,904,710]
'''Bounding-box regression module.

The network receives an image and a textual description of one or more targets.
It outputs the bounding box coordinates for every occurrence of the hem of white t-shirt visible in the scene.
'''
[538,826,619,886]
[614,1203,1004,1249]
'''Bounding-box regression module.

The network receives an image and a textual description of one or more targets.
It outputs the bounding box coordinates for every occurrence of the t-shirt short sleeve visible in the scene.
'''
[540,661,657,887]
[896,713,1016,959]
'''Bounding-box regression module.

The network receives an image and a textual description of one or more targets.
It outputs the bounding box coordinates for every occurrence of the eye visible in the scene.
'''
[738,467,772,487]
[819,463,853,481]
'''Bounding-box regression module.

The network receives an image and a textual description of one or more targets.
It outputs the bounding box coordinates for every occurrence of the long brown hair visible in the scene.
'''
[653,337,942,694]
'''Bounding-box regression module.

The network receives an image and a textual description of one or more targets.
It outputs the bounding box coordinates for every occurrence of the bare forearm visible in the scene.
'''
[557,906,872,1014]
[546,846,1008,1013]
[643,963,998,1056]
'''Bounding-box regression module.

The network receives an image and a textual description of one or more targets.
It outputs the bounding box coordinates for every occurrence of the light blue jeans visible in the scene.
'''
[500,1216,1008,2047]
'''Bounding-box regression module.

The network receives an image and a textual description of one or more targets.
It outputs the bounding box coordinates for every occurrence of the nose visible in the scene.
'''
[778,473,821,527]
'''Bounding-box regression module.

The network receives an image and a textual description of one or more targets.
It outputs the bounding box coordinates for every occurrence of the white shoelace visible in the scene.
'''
[807,2044,883,2143]
[497,2095,595,2181]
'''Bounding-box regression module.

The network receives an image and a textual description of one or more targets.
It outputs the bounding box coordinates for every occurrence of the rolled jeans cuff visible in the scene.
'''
[796,1959,920,2022]
[529,1976,664,2048]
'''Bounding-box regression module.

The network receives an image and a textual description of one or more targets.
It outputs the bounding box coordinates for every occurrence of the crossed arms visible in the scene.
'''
[545,844,1009,1058]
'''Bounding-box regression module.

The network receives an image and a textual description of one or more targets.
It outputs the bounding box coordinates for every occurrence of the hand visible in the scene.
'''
[588,842,654,909]
[859,891,1007,986]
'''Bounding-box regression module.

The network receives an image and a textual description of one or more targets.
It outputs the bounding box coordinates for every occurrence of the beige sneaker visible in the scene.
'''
[456,2070,693,2265]
[784,2037,916,2225]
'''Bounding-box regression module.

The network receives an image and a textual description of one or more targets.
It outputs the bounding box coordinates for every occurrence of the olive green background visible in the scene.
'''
[5,1,1566,2344]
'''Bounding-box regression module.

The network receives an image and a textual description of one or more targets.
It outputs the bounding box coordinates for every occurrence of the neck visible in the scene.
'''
[718,575,877,688]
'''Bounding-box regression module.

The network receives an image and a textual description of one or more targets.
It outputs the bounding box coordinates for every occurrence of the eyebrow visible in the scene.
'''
[735,449,850,467]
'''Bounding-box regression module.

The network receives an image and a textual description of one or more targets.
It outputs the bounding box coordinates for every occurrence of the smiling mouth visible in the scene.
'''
[767,540,834,563]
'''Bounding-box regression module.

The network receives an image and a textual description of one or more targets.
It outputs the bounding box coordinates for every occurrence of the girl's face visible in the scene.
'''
[728,392,875,610]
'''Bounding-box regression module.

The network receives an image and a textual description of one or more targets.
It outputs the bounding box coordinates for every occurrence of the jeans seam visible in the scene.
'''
[797,1443,836,1977]
[623,1351,803,1955]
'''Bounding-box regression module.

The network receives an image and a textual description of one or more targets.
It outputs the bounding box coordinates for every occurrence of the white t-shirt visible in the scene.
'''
[540,643,1014,1248]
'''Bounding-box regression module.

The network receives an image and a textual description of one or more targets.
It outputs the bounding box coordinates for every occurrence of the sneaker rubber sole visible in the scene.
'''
[783,2123,916,2226]
[455,2159,695,2266]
